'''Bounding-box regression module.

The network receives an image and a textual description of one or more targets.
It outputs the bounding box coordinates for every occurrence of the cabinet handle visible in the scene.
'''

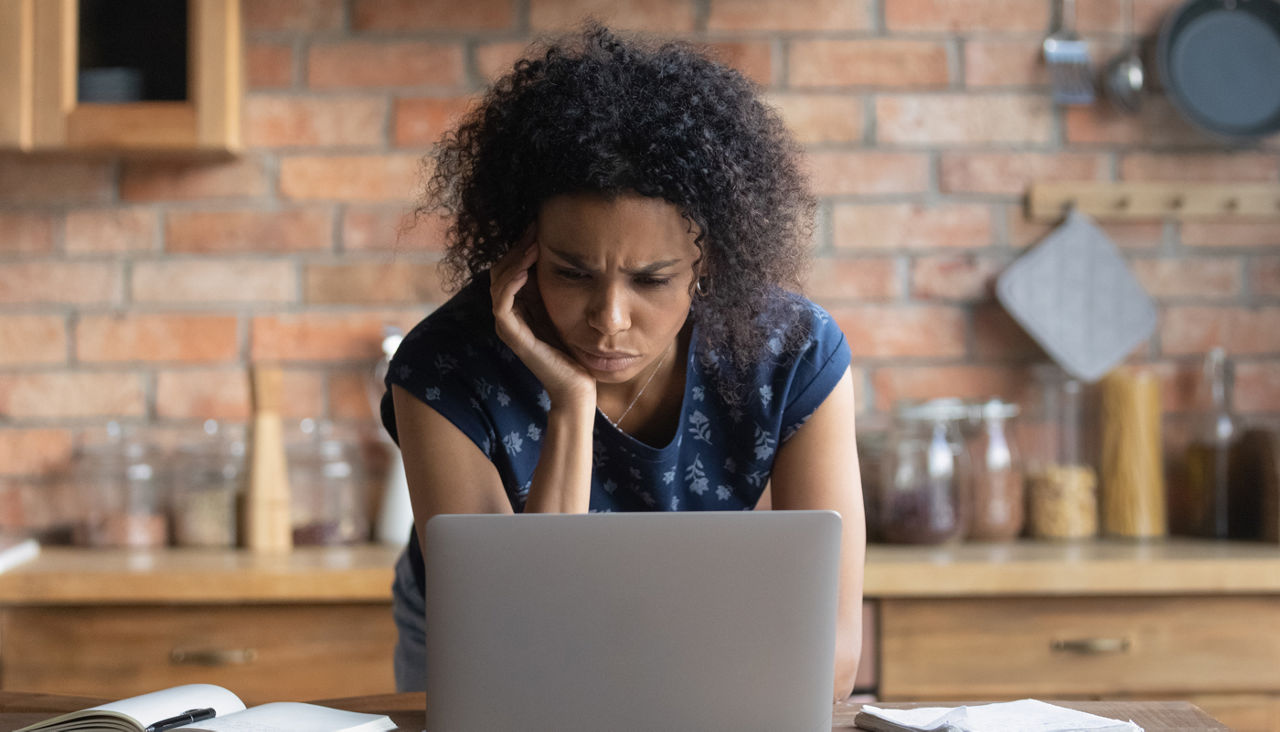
[170,648,258,666]
[1050,637,1131,655]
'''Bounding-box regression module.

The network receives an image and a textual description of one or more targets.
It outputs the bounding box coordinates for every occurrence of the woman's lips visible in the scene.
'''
[573,346,642,373]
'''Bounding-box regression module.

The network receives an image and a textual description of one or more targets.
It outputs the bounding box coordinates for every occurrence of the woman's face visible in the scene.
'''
[534,193,701,385]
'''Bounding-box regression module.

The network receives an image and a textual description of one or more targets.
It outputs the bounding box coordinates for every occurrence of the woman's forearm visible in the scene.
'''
[521,399,596,514]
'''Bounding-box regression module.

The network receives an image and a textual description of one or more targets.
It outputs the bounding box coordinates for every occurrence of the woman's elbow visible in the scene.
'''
[832,649,861,702]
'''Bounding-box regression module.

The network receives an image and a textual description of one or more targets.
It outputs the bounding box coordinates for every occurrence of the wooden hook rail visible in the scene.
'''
[1027,182,1280,221]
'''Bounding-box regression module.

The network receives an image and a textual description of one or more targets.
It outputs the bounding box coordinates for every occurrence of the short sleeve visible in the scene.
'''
[779,303,851,441]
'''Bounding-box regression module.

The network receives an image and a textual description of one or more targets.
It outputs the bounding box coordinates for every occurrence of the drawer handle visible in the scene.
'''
[1050,637,1131,655]
[170,648,258,667]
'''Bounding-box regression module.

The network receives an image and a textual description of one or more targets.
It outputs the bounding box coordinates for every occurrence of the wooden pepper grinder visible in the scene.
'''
[246,365,292,552]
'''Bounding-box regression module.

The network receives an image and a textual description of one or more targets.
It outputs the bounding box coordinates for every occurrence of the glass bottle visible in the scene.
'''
[879,399,971,544]
[968,400,1025,541]
[1024,366,1098,540]
[1181,348,1238,538]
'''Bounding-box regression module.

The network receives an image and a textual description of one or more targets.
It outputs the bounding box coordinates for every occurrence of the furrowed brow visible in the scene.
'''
[546,247,682,275]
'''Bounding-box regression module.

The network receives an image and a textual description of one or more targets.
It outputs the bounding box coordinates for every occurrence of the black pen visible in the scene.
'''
[144,707,217,732]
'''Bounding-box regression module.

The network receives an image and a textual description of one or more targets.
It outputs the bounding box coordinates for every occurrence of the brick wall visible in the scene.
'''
[1,0,1279,481]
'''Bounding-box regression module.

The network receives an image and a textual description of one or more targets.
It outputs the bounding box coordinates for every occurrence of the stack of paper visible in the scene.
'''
[855,699,1143,732]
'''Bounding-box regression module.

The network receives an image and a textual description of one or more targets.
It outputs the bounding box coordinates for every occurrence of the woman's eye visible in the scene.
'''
[634,275,672,288]
[555,268,589,281]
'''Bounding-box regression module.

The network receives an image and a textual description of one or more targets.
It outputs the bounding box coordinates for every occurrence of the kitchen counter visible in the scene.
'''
[1,538,1276,605]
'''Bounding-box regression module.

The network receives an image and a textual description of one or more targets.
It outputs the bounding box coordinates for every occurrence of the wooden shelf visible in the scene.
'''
[1028,182,1280,221]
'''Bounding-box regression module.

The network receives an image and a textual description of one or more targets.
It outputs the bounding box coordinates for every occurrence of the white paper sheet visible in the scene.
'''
[860,699,1144,732]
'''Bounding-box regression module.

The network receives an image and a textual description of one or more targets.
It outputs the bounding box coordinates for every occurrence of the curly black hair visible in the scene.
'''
[417,24,816,403]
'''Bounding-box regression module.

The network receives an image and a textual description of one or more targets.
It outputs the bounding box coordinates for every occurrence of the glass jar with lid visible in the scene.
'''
[878,399,971,544]
[967,399,1025,541]
[73,425,170,548]
[172,420,244,548]
[287,420,371,545]
[1024,365,1098,540]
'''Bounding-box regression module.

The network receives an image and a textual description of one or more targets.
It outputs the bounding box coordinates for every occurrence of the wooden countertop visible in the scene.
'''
[0,691,1232,731]
[0,538,1277,605]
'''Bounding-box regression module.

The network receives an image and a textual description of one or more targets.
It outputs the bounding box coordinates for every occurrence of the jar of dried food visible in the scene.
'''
[74,438,170,548]
[967,399,1025,541]
[1024,366,1098,540]
[172,421,244,548]
[288,422,370,546]
[879,399,971,544]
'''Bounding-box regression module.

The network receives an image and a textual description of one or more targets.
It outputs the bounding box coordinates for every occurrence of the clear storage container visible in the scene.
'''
[967,399,1025,541]
[879,399,971,544]
[1024,366,1098,540]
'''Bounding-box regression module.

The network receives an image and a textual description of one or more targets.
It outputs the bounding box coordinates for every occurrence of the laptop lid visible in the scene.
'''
[424,510,842,732]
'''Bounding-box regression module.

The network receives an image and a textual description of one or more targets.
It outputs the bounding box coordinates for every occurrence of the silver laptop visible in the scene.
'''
[424,510,842,732]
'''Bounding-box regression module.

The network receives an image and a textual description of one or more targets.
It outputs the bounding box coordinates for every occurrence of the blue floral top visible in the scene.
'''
[381,273,851,590]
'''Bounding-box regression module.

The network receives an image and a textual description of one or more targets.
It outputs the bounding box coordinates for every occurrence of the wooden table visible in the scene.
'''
[0,691,1231,731]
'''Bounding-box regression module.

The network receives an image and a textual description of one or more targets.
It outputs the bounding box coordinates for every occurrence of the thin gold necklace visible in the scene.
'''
[606,342,672,428]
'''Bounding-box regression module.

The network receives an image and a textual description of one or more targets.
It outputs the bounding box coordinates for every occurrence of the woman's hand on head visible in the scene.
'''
[491,228,597,410]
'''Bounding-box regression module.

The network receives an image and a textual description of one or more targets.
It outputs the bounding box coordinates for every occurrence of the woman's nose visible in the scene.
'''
[587,284,629,335]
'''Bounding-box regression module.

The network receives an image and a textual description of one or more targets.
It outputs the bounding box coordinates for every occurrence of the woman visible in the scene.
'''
[383,25,865,701]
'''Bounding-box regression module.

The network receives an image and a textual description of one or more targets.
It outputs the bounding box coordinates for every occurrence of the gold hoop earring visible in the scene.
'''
[695,277,710,297]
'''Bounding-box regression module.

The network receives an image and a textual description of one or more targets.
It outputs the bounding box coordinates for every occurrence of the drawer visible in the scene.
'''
[879,596,1280,699]
[0,604,396,705]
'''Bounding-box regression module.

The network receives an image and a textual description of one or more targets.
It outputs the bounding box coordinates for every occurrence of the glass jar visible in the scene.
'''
[1024,365,1098,540]
[171,421,244,548]
[73,440,170,548]
[967,399,1025,541]
[879,399,971,544]
[288,421,370,546]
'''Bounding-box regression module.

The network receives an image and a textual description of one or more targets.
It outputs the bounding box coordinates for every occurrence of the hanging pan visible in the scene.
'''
[1157,0,1280,141]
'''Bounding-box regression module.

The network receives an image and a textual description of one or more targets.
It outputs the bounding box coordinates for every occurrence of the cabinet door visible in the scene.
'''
[878,596,1280,699]
[1,604,396,705]
[5,0,240,153]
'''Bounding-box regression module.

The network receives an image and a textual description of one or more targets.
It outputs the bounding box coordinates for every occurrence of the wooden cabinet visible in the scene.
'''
[0,0,241,153]
[878,596,1280,731]
[0,603,396,705]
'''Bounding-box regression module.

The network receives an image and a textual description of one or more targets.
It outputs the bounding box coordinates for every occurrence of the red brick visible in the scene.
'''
[1143,360,1204,415]
[1160,307,1280,356]
[308,42,465,89]
[803,258,899,301]
[155,368,251,420]
[329,369,379,420]
[707,0,871,31]
[529,0,697,31]
[1134,0,1183,35]
[475,41,534,81]
[1131,258,1241,299]
[246,42,294,90]
[0,316,66,365]
[833,203,993,250]
[280,155,423,203]
[789,40,949,89]
[0,213,56,255]
[252,312,396,362]
[1075,0,1128,32]
[120,158,269,201]
[166,208,333,253]
[65,208,156,254]
[0,429,74,476]
[305,262,450,305]
[243,0,344,32]
[972,303,1044,361]
[245,95,386,148]
[828,304,967,359]
[701,41,774,88]
[343,207,448,252]
[1252,256,1280,297]
[0,263,120,305]
[278,370,329,419]
[878,95,1053,145]
[1233,361,1280,414]
[77,314,240,364]
[1006,205,1162,250]
[766,93,863,145]
[1182,222,1280,249]
[132,259,298,304]
[0,158,112,204]
[964,40,1048,88]
[871,364,1029,411]
[1120,153,1280,182]
[940,153,1107,195]
[911,254,1007,301]
[0,372,145,419]
[1064,100,1207,147]
[805,152,930,196]
[393,96,476,148]
[885,0,1048,32]
[353,0,515,30]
